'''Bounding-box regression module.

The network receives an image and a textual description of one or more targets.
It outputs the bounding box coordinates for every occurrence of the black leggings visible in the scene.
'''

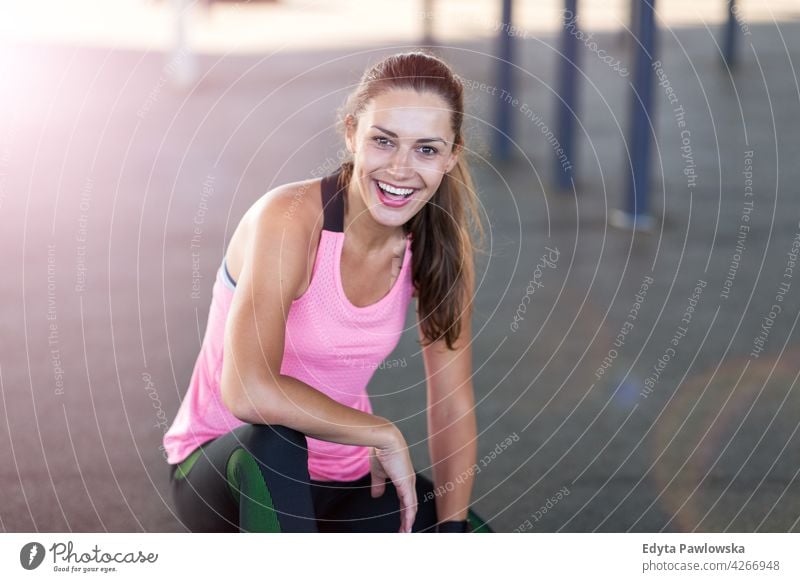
[169,424,489,532]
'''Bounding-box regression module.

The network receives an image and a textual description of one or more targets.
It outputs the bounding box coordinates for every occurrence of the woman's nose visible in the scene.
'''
[388,148,414,179]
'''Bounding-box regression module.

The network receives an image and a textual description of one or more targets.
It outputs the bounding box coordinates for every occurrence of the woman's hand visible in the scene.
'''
[369,428,417,533]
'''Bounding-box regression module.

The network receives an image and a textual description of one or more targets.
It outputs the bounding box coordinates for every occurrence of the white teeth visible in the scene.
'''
[377,180,415,197]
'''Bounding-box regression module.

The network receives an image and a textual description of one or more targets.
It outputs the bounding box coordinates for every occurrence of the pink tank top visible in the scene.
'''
[163,167,415,481]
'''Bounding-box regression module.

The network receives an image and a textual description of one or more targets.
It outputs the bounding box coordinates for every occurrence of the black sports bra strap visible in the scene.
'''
[321,166,345,233]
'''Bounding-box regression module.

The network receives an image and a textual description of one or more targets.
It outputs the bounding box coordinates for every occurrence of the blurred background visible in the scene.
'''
[1,0,800,533]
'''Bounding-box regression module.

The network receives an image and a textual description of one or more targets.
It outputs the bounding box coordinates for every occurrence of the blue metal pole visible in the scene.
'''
[494,0,514,160]
[724,0,738,68]
[555,0,578,190]
[620,0,656,229]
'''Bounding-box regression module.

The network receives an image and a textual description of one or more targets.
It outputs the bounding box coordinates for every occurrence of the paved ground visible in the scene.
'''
[1,1,800,532]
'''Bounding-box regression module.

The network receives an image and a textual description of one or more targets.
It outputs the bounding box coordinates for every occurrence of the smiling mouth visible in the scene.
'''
[375,180,418,199]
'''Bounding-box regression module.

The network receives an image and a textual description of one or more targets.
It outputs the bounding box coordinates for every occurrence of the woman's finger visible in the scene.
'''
[371,472,386,498]
[397,483,417,532]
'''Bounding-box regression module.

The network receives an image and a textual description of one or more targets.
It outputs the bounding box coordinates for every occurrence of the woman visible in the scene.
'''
[163,51,490,533]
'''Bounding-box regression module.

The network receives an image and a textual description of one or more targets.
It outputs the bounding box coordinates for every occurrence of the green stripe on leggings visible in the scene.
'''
[467,509,493,533]
[174,448,203,480]
[226,448,282,532]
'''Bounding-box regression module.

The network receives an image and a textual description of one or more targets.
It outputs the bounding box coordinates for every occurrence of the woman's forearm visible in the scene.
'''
[224,372,399,450]
[428,399,478,522]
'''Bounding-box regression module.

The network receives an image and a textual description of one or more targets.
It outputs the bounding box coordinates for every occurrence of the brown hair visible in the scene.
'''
[336,51,486,350]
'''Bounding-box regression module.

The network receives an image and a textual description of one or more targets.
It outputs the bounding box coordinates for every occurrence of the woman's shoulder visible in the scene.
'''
[226,177,324,280]
[250,177,323,226]
[240,178,325,239]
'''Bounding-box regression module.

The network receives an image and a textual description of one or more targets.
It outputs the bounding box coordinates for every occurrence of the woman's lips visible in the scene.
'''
[373,179,417,208]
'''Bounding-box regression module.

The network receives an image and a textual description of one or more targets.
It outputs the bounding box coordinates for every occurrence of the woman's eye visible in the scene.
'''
[371,136,437,156]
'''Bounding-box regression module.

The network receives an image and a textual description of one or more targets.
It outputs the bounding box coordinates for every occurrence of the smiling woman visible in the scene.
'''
[162,51,491,533]
[338,57,486,350]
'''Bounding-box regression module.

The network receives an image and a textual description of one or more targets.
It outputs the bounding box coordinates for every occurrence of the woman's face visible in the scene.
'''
[345,88,460,228]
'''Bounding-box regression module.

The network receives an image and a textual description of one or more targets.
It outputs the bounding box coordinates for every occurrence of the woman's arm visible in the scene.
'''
[221,189,399,450]
[418,302,478,523]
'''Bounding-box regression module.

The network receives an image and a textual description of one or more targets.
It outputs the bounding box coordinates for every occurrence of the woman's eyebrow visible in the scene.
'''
[371,125,447,145]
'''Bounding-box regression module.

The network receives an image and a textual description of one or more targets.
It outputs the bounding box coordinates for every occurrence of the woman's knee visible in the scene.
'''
[232,424,309,477]
[227,424,317,531]
[236,423,307,449]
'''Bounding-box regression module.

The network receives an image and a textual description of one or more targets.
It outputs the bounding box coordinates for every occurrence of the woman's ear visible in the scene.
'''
[344,114,356,154]
[445,144,461,174]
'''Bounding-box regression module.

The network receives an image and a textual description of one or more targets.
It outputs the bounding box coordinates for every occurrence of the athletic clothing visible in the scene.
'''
[169,423,447,532]
[164,164,493,532]
[163,166,415,481]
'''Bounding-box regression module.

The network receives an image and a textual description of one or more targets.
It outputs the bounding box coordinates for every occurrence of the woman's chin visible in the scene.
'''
[368,208,409,228]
